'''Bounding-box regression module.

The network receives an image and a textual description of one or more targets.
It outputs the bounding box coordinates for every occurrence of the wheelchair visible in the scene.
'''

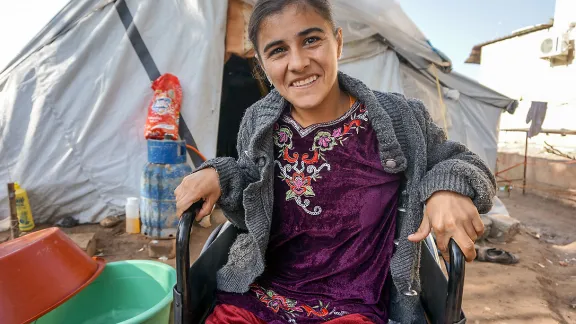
[173,202,467,324]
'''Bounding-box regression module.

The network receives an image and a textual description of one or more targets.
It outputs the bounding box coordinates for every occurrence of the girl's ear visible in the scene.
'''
[254,54,271,84]
[335,27,344,59]
[255,54,264,73]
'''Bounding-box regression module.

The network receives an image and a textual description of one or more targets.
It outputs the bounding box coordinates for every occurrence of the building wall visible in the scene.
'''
[479,24,576,156]
[554,0,576,32]
[497,152,576,205]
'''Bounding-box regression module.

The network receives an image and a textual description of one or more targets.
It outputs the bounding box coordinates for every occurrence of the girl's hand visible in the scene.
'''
[408,191,484,262]
[174,168,221,220]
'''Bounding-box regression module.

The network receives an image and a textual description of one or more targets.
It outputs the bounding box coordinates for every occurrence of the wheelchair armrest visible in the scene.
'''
[174,203,239,324]
[174,201,203,324]
[420,238,466,324]
[444,239,466,324]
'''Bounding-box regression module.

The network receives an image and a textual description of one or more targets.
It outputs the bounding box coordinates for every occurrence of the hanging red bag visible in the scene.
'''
[144,73,183,140]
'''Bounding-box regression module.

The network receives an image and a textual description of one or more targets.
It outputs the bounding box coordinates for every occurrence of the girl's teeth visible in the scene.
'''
[294,76,317,87]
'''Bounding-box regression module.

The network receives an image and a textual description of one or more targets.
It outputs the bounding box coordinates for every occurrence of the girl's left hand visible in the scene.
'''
[408,191,484,262]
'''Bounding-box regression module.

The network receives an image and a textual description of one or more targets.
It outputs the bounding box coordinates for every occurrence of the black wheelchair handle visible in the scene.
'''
[174,201,203,324]
[445,238,466,324]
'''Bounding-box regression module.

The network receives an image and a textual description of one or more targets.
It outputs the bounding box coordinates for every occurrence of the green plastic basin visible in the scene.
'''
[35,260,176,324]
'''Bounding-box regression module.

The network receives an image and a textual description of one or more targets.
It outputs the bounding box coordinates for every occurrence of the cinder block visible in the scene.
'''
[67,233,97,257]
[486,213,521,242]
[479,215,493,241]
[148,239,176,259]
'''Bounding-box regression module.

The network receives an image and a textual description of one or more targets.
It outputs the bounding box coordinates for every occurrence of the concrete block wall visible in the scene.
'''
[496,152,576,205]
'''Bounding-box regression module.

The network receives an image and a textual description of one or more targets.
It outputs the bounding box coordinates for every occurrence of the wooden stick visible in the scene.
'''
[7,183,19,240]
[544,141,576,160]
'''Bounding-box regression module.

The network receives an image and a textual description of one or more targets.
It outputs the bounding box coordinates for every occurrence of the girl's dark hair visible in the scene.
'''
[248,0,336,53]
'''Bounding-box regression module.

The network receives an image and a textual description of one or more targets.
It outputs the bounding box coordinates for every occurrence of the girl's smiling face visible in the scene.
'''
[256,3,343,110]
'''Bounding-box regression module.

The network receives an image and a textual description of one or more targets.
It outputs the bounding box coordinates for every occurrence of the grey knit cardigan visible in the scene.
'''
[200,72,496,323]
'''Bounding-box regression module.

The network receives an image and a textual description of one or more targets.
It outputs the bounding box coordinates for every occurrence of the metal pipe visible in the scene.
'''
[523,132,528,195]
[495,161,527,175]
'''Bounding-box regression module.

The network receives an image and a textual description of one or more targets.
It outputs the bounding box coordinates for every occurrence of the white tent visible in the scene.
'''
[0,0,517,225]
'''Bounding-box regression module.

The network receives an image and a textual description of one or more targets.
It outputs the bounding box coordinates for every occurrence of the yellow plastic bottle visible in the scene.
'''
[14,183,35,231]
[125,197,141,234]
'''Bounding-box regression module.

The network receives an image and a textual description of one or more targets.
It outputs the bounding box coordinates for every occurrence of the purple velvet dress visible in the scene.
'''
[217,100,401,324]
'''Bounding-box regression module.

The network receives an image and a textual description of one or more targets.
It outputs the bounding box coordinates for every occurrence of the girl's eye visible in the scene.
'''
[270,47,286,56]
[304,37,320,46]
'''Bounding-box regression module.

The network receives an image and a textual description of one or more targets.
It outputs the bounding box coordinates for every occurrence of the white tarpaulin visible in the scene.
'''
[341,49,503,172]
[0,0,227,223]
[340,49,404,94]
[400,64,504,170]
[0,0,516,225]
[242,0,452,69]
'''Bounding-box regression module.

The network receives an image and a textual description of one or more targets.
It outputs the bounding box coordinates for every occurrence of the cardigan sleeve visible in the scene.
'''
[408,98,497,213]
[195,107,259,229]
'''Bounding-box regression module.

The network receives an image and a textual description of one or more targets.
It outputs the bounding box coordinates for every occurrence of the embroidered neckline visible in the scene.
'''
[281,100,361,137]
[273,102,369,216]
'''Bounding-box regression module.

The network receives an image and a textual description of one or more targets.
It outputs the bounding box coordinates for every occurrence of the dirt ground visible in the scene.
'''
[464,193,576,324]
[0,219,217,269]
[1,192,574,323]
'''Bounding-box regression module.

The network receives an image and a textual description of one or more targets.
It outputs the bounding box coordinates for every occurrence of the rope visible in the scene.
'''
[430,65,449,135]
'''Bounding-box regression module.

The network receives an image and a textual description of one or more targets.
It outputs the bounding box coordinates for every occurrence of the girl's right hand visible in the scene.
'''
[174,168,221,220]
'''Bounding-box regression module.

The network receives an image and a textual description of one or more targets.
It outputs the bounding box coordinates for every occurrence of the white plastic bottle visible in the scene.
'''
[125,197,140,234]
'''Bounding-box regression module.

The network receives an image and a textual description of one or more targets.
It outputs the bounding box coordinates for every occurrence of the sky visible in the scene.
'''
[0,0,558,80]
[0,0,69,72]
[398,0,557,80]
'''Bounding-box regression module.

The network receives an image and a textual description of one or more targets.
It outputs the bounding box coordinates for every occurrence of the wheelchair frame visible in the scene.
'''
[174,202,467,324]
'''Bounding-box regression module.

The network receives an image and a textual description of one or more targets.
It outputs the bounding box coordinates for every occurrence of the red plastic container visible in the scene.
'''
[0,227,105,324]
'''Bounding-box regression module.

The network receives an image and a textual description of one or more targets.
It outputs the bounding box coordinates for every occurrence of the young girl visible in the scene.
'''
[175,0,495,323]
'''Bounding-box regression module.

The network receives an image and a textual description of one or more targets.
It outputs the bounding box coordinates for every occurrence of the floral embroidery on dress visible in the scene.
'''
[250,284,349,323]
[274,126,293,150]
[274,102,368,215]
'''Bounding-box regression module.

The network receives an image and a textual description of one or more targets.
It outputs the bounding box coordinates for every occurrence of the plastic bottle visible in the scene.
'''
[14,183,34,231]
[125,197,140,234]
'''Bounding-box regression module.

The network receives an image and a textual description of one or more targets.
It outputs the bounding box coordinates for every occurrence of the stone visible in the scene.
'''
[485,213,521,243]
[479,215,493,241]
[100,216,122,228]
[552,241,576,256]
[67,232,97,257]
[148,239,176,259]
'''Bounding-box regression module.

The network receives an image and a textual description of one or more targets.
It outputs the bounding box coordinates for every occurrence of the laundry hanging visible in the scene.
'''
[526,101,548,138]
